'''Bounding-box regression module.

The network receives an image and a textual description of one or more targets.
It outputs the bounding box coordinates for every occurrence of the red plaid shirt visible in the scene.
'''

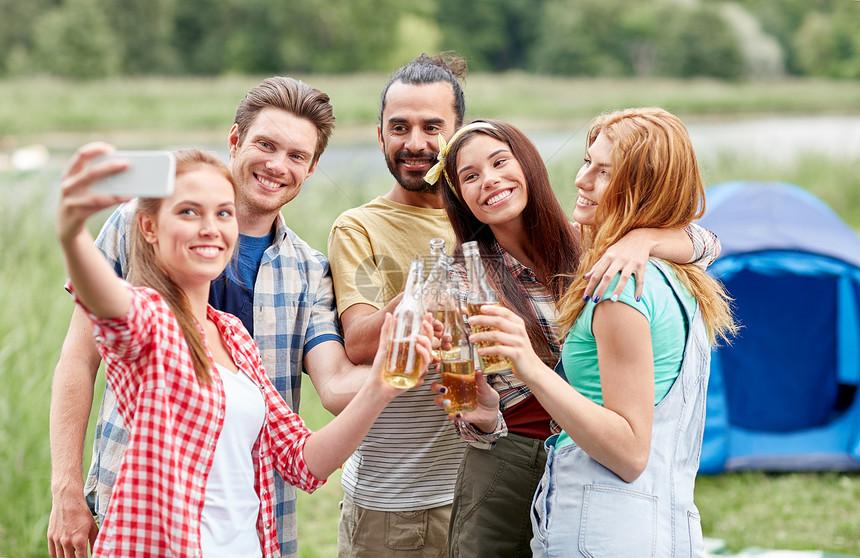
[77,282,324,558]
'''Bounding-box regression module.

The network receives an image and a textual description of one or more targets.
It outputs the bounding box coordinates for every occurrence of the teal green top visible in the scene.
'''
[555,260,695,450]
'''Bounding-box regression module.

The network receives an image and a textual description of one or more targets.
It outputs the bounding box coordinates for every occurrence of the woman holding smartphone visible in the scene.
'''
[55,144,433,558]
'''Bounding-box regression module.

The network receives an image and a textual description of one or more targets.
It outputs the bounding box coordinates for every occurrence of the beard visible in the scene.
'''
[383,148,440,194]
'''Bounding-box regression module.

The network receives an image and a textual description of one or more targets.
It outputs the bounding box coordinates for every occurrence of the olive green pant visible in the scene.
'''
[448,433,547,558]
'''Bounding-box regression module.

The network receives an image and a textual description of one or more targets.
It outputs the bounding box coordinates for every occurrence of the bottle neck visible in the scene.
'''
[402,261,425,306]
[464,249,496,302]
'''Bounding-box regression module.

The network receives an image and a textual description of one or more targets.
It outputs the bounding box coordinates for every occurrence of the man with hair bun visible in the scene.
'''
[327,52,467,557]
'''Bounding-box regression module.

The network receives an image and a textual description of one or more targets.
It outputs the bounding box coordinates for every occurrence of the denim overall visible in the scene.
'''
[530,261,711,557]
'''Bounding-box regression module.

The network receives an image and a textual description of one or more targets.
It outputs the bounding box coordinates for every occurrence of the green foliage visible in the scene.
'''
[102,0,178,75]
[437,0,545,71]
[170,0,406,75]
[531,0,631,76]
[658,5,744,80]
[1,0,858,79]
[0,0,58,76]
[387,13,443,71]
[32,0,121,79]
[532,0,745,80]
[295,0,405,73]
[792,4,860,80]
[730,0,829,74]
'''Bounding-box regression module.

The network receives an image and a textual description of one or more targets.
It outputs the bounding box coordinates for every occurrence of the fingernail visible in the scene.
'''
[455,413,462,419]
[439,387,447,394]
[592,296,600,303]
[635,295,641,302]
[442,399,450,407]
[610,294,619,302]
[582,294,590,302]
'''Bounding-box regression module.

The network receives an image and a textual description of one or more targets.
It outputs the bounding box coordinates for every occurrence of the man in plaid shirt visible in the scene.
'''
[47,77,365,558]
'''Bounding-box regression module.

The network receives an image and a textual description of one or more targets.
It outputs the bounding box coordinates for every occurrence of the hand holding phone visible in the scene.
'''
[90,151,176,198]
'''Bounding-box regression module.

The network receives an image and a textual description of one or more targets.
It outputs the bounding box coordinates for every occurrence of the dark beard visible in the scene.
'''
[384,149,440,194]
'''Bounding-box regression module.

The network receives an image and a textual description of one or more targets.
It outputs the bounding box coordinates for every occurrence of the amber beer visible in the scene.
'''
[383,337,422,389]
[467,302,514,374]
[441,359,477,413]
[434,307,467,361]
[382,259,426,389]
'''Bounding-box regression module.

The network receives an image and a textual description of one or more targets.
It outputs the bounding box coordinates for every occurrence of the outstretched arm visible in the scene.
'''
[49,142,132,558]
[57,143,131,319]
[304,339,373,416]
[301,314,433,479]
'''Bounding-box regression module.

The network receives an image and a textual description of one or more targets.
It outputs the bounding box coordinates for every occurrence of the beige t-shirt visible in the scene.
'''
[326,195,463,512]
[327,196,457,315]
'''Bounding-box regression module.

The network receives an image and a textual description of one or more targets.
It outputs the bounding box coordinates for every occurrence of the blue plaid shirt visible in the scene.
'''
[83,202,341,558]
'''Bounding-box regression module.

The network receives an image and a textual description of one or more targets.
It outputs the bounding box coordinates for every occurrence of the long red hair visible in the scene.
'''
[557,108,735,343]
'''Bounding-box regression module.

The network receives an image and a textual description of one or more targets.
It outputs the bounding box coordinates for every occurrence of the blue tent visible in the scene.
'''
[697,181,860,473]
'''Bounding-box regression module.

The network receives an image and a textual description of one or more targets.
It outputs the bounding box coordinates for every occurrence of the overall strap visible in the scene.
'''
[649,258,695,336]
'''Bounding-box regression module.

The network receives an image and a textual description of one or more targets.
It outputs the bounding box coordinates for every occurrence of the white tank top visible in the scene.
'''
[200,363,266,558]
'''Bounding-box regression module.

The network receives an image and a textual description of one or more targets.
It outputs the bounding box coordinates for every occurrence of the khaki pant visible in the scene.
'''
[337,493,451,558]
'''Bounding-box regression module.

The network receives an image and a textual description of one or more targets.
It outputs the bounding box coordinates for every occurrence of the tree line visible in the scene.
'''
[1,0,857,80]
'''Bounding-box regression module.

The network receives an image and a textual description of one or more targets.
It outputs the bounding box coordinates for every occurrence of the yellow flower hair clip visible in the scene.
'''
[423,122,496,199]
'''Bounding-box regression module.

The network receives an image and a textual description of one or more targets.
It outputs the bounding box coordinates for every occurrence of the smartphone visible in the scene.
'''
[90,151,176,198]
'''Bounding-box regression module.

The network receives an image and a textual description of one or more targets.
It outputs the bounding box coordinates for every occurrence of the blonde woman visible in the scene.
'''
[55,145,432,558]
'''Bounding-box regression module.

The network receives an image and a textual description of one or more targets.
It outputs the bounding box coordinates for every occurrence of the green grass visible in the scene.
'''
[696,472,860,553]
[0,171,73,558]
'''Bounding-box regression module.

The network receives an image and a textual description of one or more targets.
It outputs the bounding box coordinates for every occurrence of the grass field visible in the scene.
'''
[1,74,860,557]
[3,73,860,147]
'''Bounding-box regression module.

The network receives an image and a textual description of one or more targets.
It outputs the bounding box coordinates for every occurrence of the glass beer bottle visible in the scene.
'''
[383,259,425,389]
[423,238,450,360]
[437,277,477,413]
[462,241,514,375]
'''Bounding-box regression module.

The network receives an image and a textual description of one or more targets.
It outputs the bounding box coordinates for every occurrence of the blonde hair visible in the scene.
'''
[557,108,736,344]
[128,149,236,385]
